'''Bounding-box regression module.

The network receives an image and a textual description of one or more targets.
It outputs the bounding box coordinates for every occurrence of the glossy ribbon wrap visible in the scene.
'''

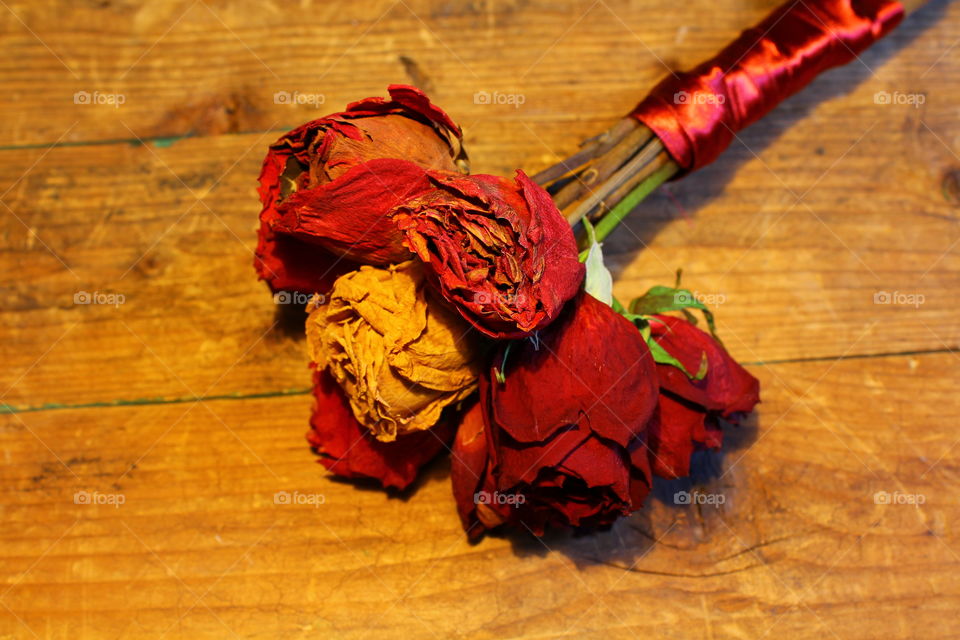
[631,0,904,175]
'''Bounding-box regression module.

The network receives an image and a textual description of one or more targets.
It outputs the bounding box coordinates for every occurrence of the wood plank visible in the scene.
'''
[1,352,958,638]
[0,0,954,149]
[2,0,959,637]
[0,0,772,146]
[2,86,958,408]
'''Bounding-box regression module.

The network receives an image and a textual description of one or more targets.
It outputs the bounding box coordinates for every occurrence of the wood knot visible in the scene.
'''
[941,169,960,205]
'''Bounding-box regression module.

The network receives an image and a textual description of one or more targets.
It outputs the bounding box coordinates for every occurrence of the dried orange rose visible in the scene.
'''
[306,261,486,441]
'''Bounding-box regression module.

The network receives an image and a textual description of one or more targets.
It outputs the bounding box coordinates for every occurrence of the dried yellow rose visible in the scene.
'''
[306,261,484,441]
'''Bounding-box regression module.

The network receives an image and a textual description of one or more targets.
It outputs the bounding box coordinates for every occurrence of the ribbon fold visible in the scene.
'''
[632,0,904,175]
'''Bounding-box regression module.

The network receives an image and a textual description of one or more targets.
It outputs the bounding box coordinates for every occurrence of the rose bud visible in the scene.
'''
[645,314,760,478]
[450,292,658,538]
[308,367,453,490]
[306,260,486,442]
[255,84,467,286]
[391,170,584,339]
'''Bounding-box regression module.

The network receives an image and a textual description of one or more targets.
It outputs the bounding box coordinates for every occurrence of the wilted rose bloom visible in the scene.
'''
[451,293,658,538]
[391,170,584,339]
[308,367,453,490]
[255,84,467,289]
[306,260,485,442]
[645,314,760,478]
[255,232,358,295]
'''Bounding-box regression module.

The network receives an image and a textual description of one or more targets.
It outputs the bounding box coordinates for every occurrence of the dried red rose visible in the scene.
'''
[391,170,584,339]
[645,314,760,478]
[307,367,453,490]
[255,231,358,295]
[255,84,467,288]
[451,292,658,538]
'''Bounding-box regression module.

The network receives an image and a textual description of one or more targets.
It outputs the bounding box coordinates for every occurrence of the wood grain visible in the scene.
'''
[2,355,959,639]
[1,100,958,408]
[1,0,959,637]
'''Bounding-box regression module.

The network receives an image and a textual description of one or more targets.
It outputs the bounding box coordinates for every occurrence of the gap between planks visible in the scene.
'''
[2,346,956,416]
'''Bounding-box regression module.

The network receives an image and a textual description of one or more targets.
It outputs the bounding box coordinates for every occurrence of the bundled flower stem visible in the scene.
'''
[536,0,928,238]
[534,119,677,229]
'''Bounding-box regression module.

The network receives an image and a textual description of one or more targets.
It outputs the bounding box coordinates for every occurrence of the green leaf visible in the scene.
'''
[628,285,706,315]
[624,314,651,342]
[628,284,722,343]
[681,308,699,326]
[647,339,691,375]
[623,307,711,379]
[611,296,625,314]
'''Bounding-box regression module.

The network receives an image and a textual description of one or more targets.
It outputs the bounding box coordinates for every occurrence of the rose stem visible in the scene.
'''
[541,0,933,225]
[590,150,675,221]
[592,160,677,243]
[531,117,638,186]
[551,123,655,210]
[563,135,670,225]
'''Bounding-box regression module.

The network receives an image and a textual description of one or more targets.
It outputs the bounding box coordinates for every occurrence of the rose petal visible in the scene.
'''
[275,159,433,265]
[392,170,584,338]
[651,314,760,415]
[491,292,658,447]
[308,368,452,490]
[645,393,705,479]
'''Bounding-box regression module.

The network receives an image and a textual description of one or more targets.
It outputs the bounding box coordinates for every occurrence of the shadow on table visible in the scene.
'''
[321,450,455,502]
[501,410,759,565]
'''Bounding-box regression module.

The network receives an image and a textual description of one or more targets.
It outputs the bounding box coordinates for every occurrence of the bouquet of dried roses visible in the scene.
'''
[254,0,921,538]
[254,85,757,539]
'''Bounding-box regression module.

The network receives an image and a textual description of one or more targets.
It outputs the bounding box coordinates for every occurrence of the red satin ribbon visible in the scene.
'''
[631,0,904,175]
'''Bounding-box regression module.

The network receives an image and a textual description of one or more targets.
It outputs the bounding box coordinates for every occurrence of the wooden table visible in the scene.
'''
[1,1,958,637]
